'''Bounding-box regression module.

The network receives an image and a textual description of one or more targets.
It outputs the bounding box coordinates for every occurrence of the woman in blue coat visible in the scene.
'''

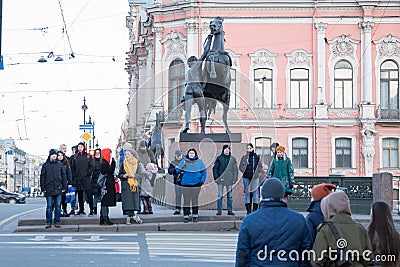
[176,148,207,223]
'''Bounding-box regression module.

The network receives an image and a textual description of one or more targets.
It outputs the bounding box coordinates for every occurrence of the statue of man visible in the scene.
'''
[181,34,213,134]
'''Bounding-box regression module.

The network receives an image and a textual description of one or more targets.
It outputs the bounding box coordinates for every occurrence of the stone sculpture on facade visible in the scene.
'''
[361,122,377,176]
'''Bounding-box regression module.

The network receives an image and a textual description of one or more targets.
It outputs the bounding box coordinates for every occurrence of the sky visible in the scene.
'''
[0,0,131,156]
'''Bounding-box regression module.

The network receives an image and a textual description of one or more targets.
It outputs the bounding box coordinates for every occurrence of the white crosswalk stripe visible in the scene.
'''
[0,233,239,263]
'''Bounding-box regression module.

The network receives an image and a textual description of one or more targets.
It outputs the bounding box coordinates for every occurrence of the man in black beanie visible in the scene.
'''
[212,144,238,215]
[236,178,312,266]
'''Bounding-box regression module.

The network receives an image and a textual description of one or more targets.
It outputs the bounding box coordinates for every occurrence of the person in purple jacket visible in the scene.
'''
[176,148,207,223]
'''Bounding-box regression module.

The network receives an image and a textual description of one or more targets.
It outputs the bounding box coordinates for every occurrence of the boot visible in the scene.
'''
[245,203,251,215]
[140,198,149,214]
[104,216,114,225]
[147,199,153,214]
[99,215,104,225]
[253,203,259,212]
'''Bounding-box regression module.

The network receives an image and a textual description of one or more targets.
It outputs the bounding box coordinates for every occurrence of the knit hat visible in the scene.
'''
[49,149,58,156]
[270,142,279,149]
[276,145,285,152]
[261,178,285,200]
[77,142,85,147]
[139,140,147,147]
[320,191,351,220]
[175,149,183,156]
[311,183,337,200]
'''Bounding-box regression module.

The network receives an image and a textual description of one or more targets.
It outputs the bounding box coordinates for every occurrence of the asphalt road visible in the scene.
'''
[0,232,238,267]
[0,197,45,233]
[0,199,238,266]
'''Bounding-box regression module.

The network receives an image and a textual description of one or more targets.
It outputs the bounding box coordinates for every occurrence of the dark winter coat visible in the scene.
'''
[239,152,262,179]
[168,158,184,185]
[71,152,94,191]
[118,163,140,212]
[40,160,67,196]
[305,199,324,242]
[91,157,102,195]
[212,153,238,185]
[100,158,116,207]
[236,200,312,266]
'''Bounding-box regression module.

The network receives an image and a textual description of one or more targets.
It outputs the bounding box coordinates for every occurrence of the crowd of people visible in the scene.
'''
[39,140,399,266]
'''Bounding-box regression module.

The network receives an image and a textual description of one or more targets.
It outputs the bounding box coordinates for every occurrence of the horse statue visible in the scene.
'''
[203,17,232,134]
[150,112,164,169]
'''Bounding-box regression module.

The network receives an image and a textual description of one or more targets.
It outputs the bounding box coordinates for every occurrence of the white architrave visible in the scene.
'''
[226,49,242,109]
[161,30,187,110]
[373,34,400,107]
[248,49,278,109]
[328,35,360,109]
[285,49,313,109]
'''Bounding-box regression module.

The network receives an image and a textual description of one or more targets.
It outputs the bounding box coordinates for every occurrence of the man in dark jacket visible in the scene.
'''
[71,142,95,216]
[213,144,238,215]
[40,149,67,228]
[239,143,262,214]
[236,178,312,266]
[168,149,184,215]
[305,183,336,242]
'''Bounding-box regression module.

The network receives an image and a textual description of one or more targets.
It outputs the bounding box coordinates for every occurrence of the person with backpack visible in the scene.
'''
[312,191,374,266]
[266,145,294,203]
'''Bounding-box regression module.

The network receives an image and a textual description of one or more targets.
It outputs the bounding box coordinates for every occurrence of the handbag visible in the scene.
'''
[324,221,352,267]
[65,187,76,203]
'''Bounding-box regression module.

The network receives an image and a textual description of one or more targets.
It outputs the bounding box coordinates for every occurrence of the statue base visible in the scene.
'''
[179,132,242,143]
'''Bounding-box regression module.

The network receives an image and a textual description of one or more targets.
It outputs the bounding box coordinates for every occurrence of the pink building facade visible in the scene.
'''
[124,0,400,177]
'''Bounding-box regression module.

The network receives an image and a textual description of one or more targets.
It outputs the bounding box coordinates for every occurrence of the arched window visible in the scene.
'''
[254,68,272,108]
[383,138,399,168]
[380,60,399,119]
[292,138,308,168]
[335,138,351,168]
[290,69,309,108]
[334,60,353,108]
[168,59,185,111]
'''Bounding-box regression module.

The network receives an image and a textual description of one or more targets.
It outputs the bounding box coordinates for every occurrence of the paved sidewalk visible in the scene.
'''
[14,201,400,233]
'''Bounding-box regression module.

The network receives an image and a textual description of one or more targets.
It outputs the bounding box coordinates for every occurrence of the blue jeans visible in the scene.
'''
[93,194,99,209]
[217,184,233,211]
[174,184,182,210]
[46,195,62,224]
[243,177,259,204]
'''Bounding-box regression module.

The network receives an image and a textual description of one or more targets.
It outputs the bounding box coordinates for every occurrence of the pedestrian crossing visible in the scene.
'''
[0,233,239,264]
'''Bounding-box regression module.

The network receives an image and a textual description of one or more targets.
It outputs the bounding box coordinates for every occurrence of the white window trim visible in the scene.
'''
[331,135,356,170]
[285,49,313,109]
[248,49,278,109]
[165,57,186,111]
[328,35,359,109]
[379,135,400,170]
[226,49,242,110]
[288,135,313,172]
[374,58,400,108]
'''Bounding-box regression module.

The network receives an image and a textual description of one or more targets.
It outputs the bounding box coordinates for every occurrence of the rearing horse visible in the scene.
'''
[150,112,164,169]
[203,17,232,134]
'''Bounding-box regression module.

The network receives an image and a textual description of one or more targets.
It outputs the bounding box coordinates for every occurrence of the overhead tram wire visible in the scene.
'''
[58,0,75,58]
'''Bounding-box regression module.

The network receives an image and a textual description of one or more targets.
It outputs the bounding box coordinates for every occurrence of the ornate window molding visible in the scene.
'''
[328,35,359,109]
[161,30,187,62]
[285,49,313,109]
[373,34,400,106]
[248,49,278,109]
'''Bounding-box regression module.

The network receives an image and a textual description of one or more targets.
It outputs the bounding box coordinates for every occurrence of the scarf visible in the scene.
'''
[124,157,138,192]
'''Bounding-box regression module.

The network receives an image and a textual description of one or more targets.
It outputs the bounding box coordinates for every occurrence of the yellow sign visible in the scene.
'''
[80,132,92,142]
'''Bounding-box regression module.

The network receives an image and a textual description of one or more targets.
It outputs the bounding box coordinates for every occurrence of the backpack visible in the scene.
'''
[97,173,106,189]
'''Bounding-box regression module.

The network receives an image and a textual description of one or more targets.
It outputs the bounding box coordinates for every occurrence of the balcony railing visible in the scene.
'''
[377,106,400,120]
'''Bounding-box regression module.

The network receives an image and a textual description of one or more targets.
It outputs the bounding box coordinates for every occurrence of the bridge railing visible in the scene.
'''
[288,176,373,214]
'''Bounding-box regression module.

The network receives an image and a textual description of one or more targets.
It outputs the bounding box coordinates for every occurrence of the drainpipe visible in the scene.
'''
[198,0,202,58]
[312,1,318,176]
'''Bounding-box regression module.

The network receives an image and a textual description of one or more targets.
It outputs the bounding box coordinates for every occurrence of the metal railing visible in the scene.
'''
[394,176,400,215]
[288,176,373,214]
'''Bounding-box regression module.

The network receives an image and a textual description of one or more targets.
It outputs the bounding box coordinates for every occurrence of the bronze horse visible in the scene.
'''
[203,17,232,134]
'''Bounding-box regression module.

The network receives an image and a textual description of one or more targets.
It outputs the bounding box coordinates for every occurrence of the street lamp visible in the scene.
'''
[81,97,88,124]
